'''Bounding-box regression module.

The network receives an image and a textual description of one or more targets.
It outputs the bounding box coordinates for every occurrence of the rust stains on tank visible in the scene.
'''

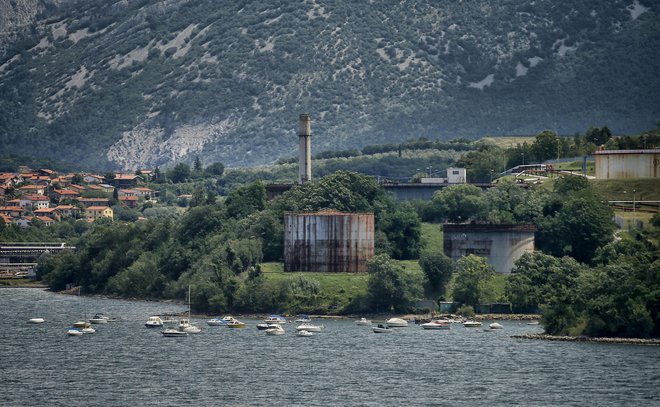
[284,211,375,273]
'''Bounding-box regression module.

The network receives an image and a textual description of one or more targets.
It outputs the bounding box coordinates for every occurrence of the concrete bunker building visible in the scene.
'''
[284,211,375,273]
[442,223,537,274]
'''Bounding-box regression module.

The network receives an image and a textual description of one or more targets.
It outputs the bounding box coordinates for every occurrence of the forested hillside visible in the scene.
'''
[0,0,658,170]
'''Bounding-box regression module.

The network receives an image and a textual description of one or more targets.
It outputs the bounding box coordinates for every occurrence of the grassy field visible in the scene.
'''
[591,178,660,202]
[480,136,535,149]
[260,221,511,313]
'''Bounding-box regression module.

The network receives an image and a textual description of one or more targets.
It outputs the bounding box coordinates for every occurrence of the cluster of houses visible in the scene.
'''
[0,167,155,228]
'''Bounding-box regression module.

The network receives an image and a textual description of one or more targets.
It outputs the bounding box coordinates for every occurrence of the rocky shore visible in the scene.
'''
[512,332,660,346]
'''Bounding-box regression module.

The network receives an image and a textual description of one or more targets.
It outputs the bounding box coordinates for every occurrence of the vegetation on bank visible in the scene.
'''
[1,129,659,338]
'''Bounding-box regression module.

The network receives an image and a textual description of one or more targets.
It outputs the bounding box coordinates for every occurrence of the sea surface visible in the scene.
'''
[1,287,659,406]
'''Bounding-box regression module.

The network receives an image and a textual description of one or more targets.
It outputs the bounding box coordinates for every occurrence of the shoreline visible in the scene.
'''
[512,332,660,346]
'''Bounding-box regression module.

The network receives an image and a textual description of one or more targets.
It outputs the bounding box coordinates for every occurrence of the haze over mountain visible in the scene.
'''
[0,0,658,170]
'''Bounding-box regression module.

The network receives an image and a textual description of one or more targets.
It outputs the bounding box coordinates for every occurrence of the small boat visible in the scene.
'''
[179,318,201,333]
[373,324,393,333]
[355,317,371,326]
[297,330,313,337]
[463,320,482,328]
[527,321,540,325]
[28,317,45,324]
[265,325,285,335]
[73,321,92,329]
[89,316,109,324]
[162,327,188,337]
[295,323,323,332]
[421,320,451,330]
[81,326,96,334]
[226,319,246,328]
[145,316,164,328]
[206,317,228,326]
[295,314,312,323]
[489,322,504,329]
[67,328,84,336]
[257,323,279,330]
[264,315,287,324]
[386,318,408,327]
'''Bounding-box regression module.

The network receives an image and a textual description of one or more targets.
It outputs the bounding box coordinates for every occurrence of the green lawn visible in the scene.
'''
[420,223,443,253]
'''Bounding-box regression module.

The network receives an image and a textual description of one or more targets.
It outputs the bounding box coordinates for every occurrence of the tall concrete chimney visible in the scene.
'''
[298,113,312,184]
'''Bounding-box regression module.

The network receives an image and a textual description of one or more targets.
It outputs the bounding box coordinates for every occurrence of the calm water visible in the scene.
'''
[1,288,659,406]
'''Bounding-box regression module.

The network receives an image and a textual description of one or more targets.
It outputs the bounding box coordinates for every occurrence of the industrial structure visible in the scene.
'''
[594,149,660,179]
[442,223,536,274]
[298,113,312,184]
[284,211,375,273]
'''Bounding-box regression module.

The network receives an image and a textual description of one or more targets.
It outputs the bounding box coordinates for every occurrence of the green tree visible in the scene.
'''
[366,254,422,312]
[418,252,453,298]
[430,184,487,223]
[379,203,421,259]
[536,185,615,264]
[455,144,507,182]
[452,255,495,308]
[168,163,191,183]
[531,130,561,162]
[226,181,267,219]
[204,162,225,177]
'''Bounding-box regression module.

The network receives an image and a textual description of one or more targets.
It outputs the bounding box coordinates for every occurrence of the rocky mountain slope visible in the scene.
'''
[0,0,658,170]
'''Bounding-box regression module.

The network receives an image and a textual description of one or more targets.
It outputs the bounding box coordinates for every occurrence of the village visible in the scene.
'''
[0,167,158,227]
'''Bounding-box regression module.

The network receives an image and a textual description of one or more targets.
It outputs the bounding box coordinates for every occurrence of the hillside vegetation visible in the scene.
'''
[0,0,658,170]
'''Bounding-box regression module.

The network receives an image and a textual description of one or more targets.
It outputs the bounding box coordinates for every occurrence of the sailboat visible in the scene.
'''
[71,286,95,334]
[179,285,201,334]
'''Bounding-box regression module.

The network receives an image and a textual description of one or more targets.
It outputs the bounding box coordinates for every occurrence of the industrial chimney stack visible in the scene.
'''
[298,113,312,184]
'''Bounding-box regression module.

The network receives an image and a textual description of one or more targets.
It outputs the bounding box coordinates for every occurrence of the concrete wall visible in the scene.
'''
[443,224,536,274]
[284,212,374,272]
[594,149,660,179]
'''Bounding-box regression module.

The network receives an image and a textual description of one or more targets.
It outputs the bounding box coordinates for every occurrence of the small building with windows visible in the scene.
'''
[442,223,536,274]
[85,206,113,221]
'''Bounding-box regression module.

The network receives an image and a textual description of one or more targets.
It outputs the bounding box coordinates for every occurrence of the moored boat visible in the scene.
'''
[386,318,408,327]
[295,323,323,332]
[297,330,313,337]
[28,317,45,324]
[145,316,164,328]
[489,322,504,329]
[421,320,451,330]
[265,324,285,335]
[162,327,188,337]
[264,315,287,324]
[356,317,371,326]
[373,324,393,333]
[206,317,228,326]
[463,320,482,328]
[295,314,312,323]
[67,328,84,336]
[226,319,247,328]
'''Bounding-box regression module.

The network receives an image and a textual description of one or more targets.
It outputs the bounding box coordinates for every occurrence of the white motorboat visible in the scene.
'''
[421,320,451,330]
[145,316,164,328]
[295,323,323,332]
[264,315,287,324]
[295,314,312,323]
[67,328,84,336]
[297,330,313,337]
[162,327,188,337]
[373,324,393,333]
[28,317,45,324]
[356,317,371,326]
[226,319,246,328]
[73,320,92,329]
[81,326,96,334]
[179,318,201,333]
[89,316,108,324]
[257,323,279,330]
[265,325,285,335]
[463,320,482,328]
[527,321,540,325]
[206,317,228,326]
[489,322,504,329]
[386,318,408,327]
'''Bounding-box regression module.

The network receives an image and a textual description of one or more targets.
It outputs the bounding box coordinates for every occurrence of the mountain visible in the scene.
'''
[0,0,658,170]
